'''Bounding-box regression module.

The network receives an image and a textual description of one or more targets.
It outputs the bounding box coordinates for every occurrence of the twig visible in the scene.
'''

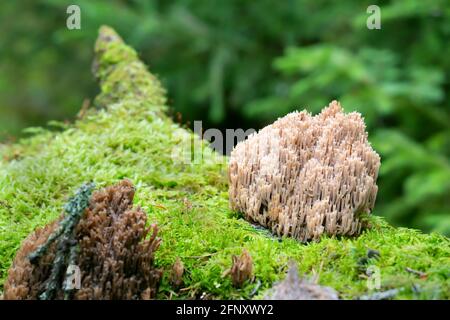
[152,203,167,210]
[77,99,91,120]
[405,267,427,278]
[249,278,262,298]
[359,288,402,300]
[28,182,95,300]
[183,253,217,259]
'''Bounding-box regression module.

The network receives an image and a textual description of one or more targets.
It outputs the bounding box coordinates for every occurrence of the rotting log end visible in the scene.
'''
[93,25,167,108]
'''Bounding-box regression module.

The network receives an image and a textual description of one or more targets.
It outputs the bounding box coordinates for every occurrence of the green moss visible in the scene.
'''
[93,26,166,108]
[0,26,448,300]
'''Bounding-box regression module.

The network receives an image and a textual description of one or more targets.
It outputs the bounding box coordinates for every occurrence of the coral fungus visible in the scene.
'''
[170,258,184,288]
[1,27,447,301]
[229,101,380,242]
[223,249,253,288]
[3,180,162,300]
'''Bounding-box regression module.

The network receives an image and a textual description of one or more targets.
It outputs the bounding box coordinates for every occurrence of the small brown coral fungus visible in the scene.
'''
[223,249,253,287]
[4,180,162,300]
[170,258,184,288]
[229,101,380,242]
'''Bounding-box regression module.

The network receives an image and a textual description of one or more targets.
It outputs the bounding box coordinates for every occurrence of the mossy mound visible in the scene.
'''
[0,26,448,300]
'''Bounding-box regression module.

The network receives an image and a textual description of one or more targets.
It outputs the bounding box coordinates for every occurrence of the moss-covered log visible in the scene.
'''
[0,26,448,300]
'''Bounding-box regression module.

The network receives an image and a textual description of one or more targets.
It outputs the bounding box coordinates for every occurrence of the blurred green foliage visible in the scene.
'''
[0,0,449,234]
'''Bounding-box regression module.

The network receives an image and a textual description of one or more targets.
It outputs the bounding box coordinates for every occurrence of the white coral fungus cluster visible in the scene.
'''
[229,101,380,242]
